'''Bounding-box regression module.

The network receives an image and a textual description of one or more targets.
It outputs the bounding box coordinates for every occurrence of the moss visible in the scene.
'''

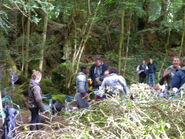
[52,94,66,102]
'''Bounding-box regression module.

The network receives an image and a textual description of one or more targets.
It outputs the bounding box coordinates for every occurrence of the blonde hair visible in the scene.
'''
[31,70,42,80]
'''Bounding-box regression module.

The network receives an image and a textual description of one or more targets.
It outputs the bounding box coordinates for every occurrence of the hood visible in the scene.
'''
[29,79,40,88]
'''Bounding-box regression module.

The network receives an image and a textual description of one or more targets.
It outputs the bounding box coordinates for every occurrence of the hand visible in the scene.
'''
[138,70,144,74]
[41,111,47,115]
[163,71,170,77]
[81,92,88,99]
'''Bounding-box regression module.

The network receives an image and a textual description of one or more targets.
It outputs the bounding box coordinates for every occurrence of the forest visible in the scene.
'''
[0,0,185,138]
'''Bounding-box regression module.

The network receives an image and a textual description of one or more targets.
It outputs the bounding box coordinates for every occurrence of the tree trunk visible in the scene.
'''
[124,13,132,73]
[39,12,48,72]
[21,15,25,72]
[158,29,171,79]
[118,8,125,73]
[179,2,185,57]
[88,0,91,15]
[25,10,31,78]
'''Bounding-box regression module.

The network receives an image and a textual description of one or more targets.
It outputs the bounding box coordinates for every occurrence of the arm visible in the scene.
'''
[100,64,108,81]
[136,65,140,72]
[100,79,106,89]
[146,66,148,70]
[33,86,45,112]
[154,64,157,73]
[159,67,171,85]
[119,76,130,94]
[170,72,181,89]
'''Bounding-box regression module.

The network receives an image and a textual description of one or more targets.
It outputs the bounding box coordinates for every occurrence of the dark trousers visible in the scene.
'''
[29,108,41,130]
[139,75,146,83]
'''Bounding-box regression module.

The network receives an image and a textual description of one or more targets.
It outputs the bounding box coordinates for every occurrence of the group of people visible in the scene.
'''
[75,57,130,108]
[26,57,131,131]
[136,59,156,86]
[137,57,185,90]
[24,56,185,132]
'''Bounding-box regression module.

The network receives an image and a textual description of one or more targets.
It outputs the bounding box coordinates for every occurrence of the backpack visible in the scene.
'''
[2,105,18,139]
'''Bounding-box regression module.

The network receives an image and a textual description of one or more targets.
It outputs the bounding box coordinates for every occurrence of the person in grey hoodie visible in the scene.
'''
[170,58,185,89]
[28,70,45,130]
[100,67,130,97]
[159,57,181,88]
[75,65,89,109]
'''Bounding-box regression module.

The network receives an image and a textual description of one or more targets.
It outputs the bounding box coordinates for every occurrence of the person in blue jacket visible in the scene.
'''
[170,58,185,89]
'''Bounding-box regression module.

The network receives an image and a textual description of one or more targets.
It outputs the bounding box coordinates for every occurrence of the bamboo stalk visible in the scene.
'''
[118,7,125,74]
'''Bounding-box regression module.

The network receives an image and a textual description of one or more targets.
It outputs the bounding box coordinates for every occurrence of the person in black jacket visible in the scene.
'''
[147,59,156,87]
[90,57,108,90]
[136,60,148,83]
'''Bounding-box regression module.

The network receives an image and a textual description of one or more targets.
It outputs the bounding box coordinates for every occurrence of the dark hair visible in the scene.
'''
[109,67,118,74]
[80,65,88,71]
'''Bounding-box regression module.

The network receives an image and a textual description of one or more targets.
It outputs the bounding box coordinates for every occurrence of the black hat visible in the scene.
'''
[80,65,88,71]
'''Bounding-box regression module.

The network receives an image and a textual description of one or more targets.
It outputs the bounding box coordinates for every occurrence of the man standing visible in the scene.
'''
[147,59,156,87]
[136,60,148,83]
[90,57,108,90]
[170,58,185,89]
[159,57,181,88]
[75,65,89,109]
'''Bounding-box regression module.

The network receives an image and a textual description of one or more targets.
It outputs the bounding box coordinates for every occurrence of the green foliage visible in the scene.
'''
[51,61,72,93]
[40,78,60,95]
[52,94,66,102]
[0,11,10,33]
[12,93,25,108]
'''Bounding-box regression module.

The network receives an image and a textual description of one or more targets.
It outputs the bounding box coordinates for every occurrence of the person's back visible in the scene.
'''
[101,67,130,95]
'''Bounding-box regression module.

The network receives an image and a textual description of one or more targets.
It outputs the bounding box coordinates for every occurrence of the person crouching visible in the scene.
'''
[100,67,130,97]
